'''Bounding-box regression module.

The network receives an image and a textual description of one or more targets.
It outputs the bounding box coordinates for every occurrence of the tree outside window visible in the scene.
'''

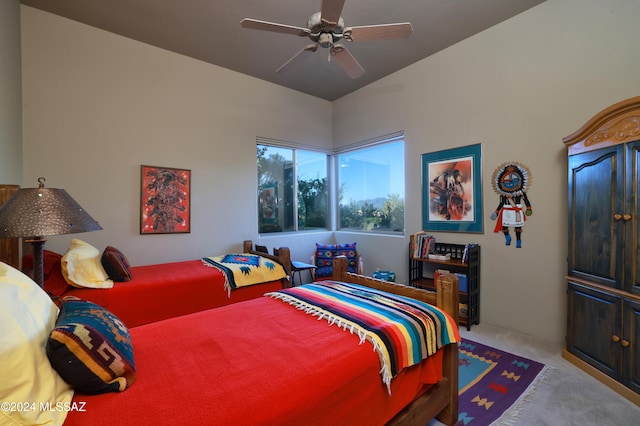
[257,144,328,233]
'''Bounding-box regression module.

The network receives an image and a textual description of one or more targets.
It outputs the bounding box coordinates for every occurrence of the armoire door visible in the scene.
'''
[568,145,624,289]
[566,282,623,381]
[624,297,640,393]
[625,140,640,295]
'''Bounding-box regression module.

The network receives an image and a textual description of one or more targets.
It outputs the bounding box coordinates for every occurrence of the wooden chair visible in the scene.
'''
[273,247,315,286]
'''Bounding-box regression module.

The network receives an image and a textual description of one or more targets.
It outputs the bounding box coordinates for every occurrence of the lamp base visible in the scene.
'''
[25,237,47,288]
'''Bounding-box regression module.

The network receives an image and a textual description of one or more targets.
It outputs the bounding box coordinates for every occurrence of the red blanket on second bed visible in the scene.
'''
[63,295,452,426]
[64,260,283,327]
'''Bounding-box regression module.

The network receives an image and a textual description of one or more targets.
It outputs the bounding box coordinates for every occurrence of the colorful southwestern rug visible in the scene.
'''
[456,339,548,426]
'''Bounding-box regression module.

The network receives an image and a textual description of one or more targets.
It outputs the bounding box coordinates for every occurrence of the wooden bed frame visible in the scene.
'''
[331,255,460,426]
[29,242,294,328]
[243,240,292,287]
[50,246,458,425]
[242,242,458,424]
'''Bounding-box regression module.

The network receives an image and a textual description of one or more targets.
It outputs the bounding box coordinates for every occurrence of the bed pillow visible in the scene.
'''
[62,238,114,288]
[0,262,74,426]
[101,246,133,282]
[22,249,71,296]
[47,296,136,394]
[314,243,335,279]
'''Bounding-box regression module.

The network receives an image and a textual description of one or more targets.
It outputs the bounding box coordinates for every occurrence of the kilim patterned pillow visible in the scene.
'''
[335,242,358,273]
[101,246,133,282]
[46,296,136,394]
[314,243,335,279]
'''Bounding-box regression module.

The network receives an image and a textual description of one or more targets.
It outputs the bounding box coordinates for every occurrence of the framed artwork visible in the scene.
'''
[259,183,277,224]
[422,143,483,233]
[140,165,191,234]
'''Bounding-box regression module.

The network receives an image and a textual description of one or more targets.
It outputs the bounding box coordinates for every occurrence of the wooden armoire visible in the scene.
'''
[563,96,640,405]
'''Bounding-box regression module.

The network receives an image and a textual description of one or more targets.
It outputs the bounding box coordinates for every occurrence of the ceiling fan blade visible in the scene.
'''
[345,23,413,41]
[276,44,318,74]
[330,45,365,79]
[240,18,310,37]
[321,0,346,25]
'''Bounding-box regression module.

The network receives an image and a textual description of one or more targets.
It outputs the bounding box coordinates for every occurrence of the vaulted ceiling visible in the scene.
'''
[21,0,546,101]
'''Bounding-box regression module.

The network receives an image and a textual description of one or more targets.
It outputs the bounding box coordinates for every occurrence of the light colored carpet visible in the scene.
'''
[429,323,640,426]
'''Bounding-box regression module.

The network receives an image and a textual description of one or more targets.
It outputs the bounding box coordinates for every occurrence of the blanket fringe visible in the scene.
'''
[490,365,555,426]
[201,259,232,297]
[266,292,393,394]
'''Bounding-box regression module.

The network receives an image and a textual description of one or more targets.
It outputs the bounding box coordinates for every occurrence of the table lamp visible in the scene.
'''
[0,177,102,287]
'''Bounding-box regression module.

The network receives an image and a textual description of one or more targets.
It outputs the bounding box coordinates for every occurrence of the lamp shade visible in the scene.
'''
[0,178,101,288]
[0,181,102,238]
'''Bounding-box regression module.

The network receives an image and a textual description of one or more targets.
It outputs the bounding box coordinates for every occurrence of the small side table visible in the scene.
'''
[291,260,316,286]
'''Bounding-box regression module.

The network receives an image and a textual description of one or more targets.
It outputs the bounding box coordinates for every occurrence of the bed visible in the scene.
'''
[28,240,292,328]
[0,256,459,426]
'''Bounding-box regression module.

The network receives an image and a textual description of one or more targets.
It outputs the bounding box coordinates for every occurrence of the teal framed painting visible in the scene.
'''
[422,143,483,233]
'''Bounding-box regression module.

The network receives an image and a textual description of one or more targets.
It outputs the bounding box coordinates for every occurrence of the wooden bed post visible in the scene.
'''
[277,249,292,288]
[332,255,348,281]
[243,240,293,288]
[435,272,459,425]
[437,272,460,331]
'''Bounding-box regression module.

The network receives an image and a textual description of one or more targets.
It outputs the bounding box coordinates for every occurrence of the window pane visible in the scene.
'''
[338,141,404,233]
[257,144,328,233]
[297,150,328,230]
[257,145,293,233]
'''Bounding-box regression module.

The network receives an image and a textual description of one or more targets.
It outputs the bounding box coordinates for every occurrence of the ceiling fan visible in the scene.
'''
[240,0,413,79]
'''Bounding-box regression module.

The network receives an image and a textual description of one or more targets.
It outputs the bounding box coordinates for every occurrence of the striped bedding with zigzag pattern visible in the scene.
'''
[266,280,458,392]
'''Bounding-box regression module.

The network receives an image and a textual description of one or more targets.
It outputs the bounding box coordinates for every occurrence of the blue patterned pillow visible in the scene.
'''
[46,296,136,394]
[314,243,335,279]
[335,242,358,273]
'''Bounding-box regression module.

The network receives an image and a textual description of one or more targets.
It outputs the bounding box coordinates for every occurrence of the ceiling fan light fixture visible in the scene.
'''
[318,33,333,48]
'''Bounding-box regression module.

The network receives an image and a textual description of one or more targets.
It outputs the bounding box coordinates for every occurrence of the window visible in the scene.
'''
[337,137,404,233]
[256,135,404,235]
[257,143,328,233]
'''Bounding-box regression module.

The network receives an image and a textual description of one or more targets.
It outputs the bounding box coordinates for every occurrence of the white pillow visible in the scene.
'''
[0,262,74,426]
[62,238,114,288]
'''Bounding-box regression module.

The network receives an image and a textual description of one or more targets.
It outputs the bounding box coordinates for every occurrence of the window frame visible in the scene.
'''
[257,138,330,234]
[256,133,405,236]
[334,133,405,235]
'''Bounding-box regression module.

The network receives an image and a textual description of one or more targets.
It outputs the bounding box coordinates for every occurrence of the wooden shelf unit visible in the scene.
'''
[409,236,480,330]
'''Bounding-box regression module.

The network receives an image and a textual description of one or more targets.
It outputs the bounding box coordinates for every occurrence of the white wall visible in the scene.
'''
[0,0,22,184]
[333,0,640,344]
[20,6,332,265]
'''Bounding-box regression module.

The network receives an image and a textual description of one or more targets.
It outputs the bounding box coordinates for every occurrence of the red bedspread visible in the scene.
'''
[63,296,448,426]
[64,260,283,328]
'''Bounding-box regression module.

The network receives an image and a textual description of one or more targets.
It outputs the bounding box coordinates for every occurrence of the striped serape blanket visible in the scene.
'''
[202,254,287,296]
[266,280,459,392]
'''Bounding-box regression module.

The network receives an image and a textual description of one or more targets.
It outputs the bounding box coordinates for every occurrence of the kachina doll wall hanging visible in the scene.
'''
[490,162,532,248]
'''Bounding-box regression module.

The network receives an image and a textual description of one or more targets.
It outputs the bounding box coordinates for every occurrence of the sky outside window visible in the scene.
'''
[338,141,404,205]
